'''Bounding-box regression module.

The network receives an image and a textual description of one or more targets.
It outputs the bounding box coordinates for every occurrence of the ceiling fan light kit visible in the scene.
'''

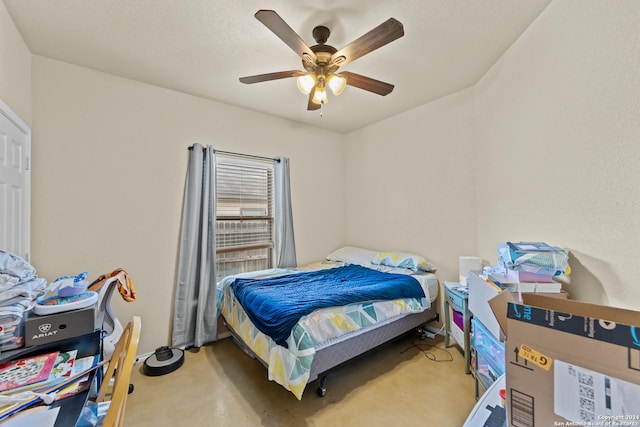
[312,85,328,105]
[327,74,347,96]
[239,10,404,111]
[296,74,316,94]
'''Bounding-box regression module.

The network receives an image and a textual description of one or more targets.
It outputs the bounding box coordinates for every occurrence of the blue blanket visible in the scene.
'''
[230,264,425,347]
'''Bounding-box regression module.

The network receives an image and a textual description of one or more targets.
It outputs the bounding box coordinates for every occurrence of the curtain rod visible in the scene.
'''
[188,146,280,163]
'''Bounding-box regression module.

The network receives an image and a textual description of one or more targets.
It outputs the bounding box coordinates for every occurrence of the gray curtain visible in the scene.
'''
[274,157,297,268]
[172,144,218,348]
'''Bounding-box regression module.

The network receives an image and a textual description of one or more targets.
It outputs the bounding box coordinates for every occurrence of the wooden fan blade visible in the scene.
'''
[307,87,320,111]
[330,18,404,67]
[239,70,303,84]
[255,10,317,64]
[340,71,395,96]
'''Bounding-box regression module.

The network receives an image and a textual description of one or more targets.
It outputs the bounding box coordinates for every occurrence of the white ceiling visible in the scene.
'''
[3,0,552,134]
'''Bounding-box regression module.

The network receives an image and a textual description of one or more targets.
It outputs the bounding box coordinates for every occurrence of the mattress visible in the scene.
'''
[297,270,437,349]
[413,272,439,304]
[217,263,439,399]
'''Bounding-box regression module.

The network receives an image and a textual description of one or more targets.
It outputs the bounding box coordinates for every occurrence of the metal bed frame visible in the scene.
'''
[225,304,438,397]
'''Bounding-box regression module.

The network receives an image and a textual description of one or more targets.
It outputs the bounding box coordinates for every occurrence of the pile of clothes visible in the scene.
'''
[0,250,47,350]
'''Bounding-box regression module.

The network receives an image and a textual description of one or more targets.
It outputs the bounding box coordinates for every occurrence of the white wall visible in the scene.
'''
[30,56,346,354]
[344,88,477,303]
[474,0,640,308]
[345,0,640,313]
[0,0,31,124]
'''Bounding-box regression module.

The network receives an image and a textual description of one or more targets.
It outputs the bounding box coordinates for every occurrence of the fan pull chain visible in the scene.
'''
[320,103,324,118]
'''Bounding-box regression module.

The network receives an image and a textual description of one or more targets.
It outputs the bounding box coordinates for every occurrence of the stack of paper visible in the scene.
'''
[0,352,61,394]
[0,350,89,399]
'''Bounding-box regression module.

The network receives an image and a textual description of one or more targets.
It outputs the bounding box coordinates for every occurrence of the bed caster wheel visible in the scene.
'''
[317,386,327,397]
[128,384,134,394]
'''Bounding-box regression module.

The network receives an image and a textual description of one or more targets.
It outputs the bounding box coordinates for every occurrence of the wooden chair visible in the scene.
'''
[94,316,141,427]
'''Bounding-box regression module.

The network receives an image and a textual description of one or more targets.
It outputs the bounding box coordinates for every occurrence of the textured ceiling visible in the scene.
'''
[3,0,552,134]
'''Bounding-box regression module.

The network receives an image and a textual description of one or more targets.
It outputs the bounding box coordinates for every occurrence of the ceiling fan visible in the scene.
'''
[239,10,404,111]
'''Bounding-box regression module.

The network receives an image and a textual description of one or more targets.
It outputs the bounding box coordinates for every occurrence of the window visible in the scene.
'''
[215,155,274,282]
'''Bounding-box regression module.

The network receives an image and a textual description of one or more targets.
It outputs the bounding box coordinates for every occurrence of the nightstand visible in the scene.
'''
[444,281,472,373]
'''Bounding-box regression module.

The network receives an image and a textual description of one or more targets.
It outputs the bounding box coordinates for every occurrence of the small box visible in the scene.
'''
[489,292,640,426]
[459,256,481,285]
[25,307,95,347]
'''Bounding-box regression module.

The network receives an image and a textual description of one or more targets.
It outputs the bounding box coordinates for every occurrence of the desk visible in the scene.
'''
[0,330,102,427]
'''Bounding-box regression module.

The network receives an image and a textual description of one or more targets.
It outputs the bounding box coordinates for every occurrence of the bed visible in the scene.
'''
[216,246,439,399]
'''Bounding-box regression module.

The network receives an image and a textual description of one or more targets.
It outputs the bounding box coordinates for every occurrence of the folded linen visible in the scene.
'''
[0,274,20,292]
[0,278,47,306]
[497,242,570,277]
[0,250,36,282]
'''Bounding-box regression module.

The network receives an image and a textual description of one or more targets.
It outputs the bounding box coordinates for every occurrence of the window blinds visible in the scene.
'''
[215,157,274,280]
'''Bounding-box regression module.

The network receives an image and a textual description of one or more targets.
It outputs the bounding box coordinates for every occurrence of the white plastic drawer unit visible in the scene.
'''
[473,317,505,390]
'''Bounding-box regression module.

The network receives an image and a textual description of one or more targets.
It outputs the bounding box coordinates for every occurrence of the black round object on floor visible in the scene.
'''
[143,346,184,376]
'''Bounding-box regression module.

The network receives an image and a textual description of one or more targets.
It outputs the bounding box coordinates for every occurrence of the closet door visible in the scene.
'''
[0,98,30,261]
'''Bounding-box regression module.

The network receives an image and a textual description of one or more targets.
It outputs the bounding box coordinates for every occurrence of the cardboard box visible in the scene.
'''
[25,307,95,347]
[469,272,568,342]
[470,272,506,340]
[489,292,640,426]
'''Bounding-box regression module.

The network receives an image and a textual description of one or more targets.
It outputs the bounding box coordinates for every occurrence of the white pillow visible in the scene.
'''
[373,264,421,275]
[371,250,437,273]
[326,246,378,267]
